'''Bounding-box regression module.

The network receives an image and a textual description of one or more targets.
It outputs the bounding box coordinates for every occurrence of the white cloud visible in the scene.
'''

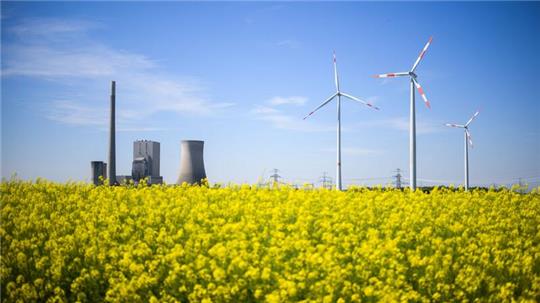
[268,96,307,106]
[10,18,99,38]
[250,96,332,132]
[250,105,332,132]
[252,105,279,115]
[2,18,234,127]
[255,112,334,132]
[44,100,107,127]
[40,100,169,132]
[2,44,155,78]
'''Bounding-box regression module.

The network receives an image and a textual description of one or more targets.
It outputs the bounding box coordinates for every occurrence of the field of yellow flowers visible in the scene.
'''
[1,180,539,302]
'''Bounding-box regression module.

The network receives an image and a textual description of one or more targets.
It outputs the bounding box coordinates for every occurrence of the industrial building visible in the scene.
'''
[132,140,162,184]
[91,140,163,185]
[90,161,107,185]
[90,81,206,186]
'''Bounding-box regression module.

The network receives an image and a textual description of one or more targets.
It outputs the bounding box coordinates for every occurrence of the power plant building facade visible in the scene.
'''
[131,140,162,184]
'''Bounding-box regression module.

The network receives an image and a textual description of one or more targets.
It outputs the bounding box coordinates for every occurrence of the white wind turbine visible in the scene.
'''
[303,51,379,191]
[374,37,434,190]
[446,110,480,191]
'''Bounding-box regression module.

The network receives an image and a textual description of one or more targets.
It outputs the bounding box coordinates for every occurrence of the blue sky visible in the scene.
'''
[2,2,539,187]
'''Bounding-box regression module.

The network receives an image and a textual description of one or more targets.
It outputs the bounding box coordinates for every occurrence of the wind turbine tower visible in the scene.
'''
[374,37,434,190]
[304,52,379,191]
[445,110,480,191]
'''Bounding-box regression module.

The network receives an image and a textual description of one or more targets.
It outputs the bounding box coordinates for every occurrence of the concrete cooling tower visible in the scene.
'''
[177,140,207,185]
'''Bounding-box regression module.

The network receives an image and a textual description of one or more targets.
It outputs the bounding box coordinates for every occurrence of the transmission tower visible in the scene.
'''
[320,172,333,189]
[393,168,403,189]
[518,178,525,193]
[269,168,282,187]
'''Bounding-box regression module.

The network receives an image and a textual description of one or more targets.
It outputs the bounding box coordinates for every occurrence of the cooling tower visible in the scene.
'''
[177,140,207,185]
[108,81,116,185]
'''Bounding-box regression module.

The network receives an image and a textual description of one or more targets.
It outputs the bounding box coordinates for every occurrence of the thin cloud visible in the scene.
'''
[2,44,155,78]
[41,100,169,132]
[256,112,334,132]
[251,105,332,132]
[252,105,279,115]
[45,100,107,127]
[251,96,332,132]
[10,18,100,39]
[268,96,307,106]
[2,18,232,126]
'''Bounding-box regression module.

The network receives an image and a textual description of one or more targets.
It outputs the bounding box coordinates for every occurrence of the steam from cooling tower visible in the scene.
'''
[108,81,116,185]
[177,140,207,185]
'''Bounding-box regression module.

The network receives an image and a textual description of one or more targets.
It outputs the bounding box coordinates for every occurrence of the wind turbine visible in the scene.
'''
[374,37,434,190]
[304,51,379,191]
[445,110,480,191]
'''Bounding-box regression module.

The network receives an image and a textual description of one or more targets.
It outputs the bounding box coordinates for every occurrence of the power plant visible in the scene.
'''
[132,140,163,185]
[90,81,206,186]
[177,140,207,185]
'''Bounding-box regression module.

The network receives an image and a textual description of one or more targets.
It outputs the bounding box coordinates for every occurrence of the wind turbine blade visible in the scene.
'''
[333,51,339,91]
[411,36,433,72]
[340,92,380,110]
[465,129,474,148]
[445,123,465,128]
[465,110,480,127]
[373,72,409,78]
[412,78,431,109]
[303,93,338,120]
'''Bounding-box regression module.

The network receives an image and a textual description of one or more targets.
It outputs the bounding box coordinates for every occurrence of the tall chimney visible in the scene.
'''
[177,140,207,185]
[108,81,116,185]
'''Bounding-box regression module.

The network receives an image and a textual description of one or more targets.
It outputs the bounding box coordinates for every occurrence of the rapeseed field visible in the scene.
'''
[1,180,539,302]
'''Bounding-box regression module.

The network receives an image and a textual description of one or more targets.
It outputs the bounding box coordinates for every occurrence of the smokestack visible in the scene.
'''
[177,140,207,185]
[108,81,116,185]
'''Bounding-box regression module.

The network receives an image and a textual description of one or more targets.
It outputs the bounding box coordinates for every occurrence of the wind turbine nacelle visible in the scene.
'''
[177,140,207,185]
